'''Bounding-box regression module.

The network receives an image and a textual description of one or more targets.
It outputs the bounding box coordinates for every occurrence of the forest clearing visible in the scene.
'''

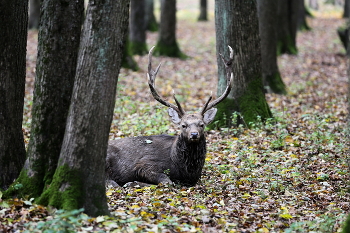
[1,1,349,232]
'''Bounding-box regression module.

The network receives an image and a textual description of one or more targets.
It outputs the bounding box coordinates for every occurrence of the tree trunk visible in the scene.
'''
[214,0,272,128]
[257,0,287,94]
[129,0,148,55]
[154,0,185,58]
[198,0,208,21]
[276,0,299,55]
[122,36,139,71]
[37,0,130,217]
[145,0,158,31]
[344,0,350,18]
[29,0,41,29]
[298,0,311,31]
[0,0,28,190]
[7,0,84,198]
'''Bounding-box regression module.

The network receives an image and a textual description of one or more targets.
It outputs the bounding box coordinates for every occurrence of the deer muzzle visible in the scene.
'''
[189,132,200,142]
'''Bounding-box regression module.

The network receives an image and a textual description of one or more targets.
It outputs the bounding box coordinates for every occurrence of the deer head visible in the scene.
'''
[147,46,233,142]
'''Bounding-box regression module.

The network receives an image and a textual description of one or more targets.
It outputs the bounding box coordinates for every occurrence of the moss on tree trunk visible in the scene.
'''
[36,165,84,210]
[154,40,186,58]
[264,72,287,95]
[129,40,148,56]
[122,38,139,71]
[277,37,298,55]
[211,78,272,129]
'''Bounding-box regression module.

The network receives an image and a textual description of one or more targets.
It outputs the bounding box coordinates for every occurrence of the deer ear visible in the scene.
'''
[203,108,217,125]
[168,108,182,124]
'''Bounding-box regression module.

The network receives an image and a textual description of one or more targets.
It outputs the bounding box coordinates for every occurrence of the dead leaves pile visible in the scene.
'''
[1,5,349,233]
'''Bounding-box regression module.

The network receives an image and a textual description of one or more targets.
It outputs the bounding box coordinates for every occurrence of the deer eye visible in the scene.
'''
[199,123,205,128]
[181,124,187,129]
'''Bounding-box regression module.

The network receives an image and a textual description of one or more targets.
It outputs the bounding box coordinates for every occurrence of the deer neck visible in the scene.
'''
[171,134,207,172]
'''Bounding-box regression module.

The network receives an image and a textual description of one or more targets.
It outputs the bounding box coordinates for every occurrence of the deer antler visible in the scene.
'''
[201,46,234,115]
[147,46,186,117]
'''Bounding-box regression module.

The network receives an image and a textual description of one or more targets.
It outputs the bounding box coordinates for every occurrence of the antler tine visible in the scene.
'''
[147,46,185,117]
[201,46,234,115]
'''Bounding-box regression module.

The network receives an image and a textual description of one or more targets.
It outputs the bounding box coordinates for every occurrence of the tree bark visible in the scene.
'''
[154,0,185,58]
[0,0,28,190]
[344,0,350,18]
[37,0,130,217]
[214,0,272,128]
[298,0,311,31]
[129,0,148,55]
[122,36,139,71]
[198,0,208,21]
[29,0,41,29]
[145,0,158,32]
[276,0,299,55]
[10,0,84,198]
[257,0,287,94]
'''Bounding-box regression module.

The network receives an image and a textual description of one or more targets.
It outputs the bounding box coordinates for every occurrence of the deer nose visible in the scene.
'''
[191,132,199,139]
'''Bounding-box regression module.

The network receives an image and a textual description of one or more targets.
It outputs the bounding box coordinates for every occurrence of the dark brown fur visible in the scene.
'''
[106,114,208,186]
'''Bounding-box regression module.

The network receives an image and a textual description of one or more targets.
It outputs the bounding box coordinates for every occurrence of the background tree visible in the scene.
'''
[257,0,287,94]
[298,0,311,30]
[344,0,350,18]
[29,0,41,29]
[198,0,208,21]
[214,0,272,128]
[8,0,84,198]
[0,0,28,190]
[276,0,300,55]
[341,23,350,233]
[154,0,185,58]
[129,0,148,55]
[36,0,130,217]
[145,0,158,31]
[122,36,139,71]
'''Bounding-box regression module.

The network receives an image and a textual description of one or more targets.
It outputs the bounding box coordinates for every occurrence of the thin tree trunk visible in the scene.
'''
[344,0,350,18]
[257,0,287,94]
[155,0,185,58]
[129,0,148,55]
[37,0,130,217]
[29,0,41,29]
[276,0,299,55]
[145,0,158,31]
[0,0,28,190]
[198,0,208,21]
[298,0,311,30]
[10,0,84,198]
[122,36,139,71]
[214,0,272,128]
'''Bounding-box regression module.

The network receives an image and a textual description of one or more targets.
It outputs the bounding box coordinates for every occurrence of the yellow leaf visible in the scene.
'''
[279,213,293,219]
[258,227,269,233]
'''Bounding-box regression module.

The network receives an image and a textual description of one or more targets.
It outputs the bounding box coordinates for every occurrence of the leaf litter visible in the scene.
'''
[1,4,349,233]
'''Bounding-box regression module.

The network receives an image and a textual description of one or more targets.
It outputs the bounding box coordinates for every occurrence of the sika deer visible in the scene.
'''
[106,46,233,186]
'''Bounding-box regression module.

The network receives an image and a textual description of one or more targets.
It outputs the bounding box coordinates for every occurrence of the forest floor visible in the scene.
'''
[1,3,349,233]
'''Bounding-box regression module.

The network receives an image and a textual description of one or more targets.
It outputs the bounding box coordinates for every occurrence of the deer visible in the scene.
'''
[106,46,233,187]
